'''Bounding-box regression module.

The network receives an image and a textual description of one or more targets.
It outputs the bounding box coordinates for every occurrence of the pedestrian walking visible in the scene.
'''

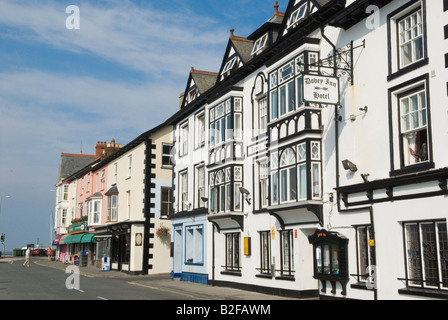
[23,246,31,268]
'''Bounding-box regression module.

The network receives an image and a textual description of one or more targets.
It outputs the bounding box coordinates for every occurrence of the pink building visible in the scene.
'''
[55,140,121,265]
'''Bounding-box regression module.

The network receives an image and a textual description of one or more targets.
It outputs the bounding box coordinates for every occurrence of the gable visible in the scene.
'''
[180,67,218,109]
[217,29,254,82]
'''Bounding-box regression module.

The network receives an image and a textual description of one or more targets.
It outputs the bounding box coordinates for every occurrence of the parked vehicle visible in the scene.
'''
[32,249,47,256]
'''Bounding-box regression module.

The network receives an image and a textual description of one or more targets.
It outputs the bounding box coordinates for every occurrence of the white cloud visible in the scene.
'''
[0,0,228,76]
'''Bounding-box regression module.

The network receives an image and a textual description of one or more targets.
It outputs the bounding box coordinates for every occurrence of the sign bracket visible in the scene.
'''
[297,40,365,86]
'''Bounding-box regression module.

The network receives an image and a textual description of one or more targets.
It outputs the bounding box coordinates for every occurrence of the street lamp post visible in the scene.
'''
[0,195,11,218]
[0,196,11,255]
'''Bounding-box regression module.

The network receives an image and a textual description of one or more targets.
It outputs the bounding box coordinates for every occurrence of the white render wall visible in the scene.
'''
[106,142,145,222]
[319,0,448,300]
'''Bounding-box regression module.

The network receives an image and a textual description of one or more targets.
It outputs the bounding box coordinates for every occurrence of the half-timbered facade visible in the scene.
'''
[169,0,448,300]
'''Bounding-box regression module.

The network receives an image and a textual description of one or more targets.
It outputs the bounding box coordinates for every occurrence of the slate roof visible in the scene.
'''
[58,153,96,182]
[190,68,218,94]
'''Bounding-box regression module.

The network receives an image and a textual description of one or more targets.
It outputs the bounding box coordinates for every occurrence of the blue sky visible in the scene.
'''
[0,0,287,251]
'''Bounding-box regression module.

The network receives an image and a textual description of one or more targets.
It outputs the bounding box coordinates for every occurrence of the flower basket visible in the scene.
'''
[71,216,88,224]
[156,226,170,238]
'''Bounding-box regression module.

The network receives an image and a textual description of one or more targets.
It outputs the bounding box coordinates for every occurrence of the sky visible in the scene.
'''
[0,0,288,251]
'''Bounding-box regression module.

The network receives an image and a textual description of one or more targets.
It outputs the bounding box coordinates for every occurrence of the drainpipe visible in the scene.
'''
[321,26,378,300]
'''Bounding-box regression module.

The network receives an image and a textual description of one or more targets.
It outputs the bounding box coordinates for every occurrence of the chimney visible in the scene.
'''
[96,139,122,159]
[104,139,122,159]
[95,141,107,159]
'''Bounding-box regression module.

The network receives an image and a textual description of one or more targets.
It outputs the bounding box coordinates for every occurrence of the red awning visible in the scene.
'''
[53,234,67,245]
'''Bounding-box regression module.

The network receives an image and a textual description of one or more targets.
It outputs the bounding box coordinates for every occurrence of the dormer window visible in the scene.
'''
[222,57,236,75]
[252,33,268,55]
[188,88,198,104]
[287,3,306,29]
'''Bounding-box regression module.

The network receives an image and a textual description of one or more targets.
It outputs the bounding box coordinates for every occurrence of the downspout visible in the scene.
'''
[321,26,378,300]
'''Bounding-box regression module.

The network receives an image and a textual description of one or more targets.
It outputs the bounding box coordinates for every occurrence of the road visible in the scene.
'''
[0,257,294,301]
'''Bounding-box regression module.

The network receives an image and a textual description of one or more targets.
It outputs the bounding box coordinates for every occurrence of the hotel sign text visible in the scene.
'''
[303,74,340,105]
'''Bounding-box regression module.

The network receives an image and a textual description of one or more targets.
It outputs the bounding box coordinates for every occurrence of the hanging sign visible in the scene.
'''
[303,74,340,105]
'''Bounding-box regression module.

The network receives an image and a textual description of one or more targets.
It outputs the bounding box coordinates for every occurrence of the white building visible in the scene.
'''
[169,0,448,299]
[94,125,173,274]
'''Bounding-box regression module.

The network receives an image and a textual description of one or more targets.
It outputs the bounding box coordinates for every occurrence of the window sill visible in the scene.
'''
[390,161,434,177]
[275,275,295,282]
[255,273,273,279]
[221,270,242,277]
[387,58,429,82]
[398,287,448,299]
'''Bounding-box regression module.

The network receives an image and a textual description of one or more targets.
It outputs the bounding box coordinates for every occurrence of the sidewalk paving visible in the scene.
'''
[3,256,305,300]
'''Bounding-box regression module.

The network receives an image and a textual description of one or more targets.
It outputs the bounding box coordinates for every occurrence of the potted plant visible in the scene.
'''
[156,226,170,238]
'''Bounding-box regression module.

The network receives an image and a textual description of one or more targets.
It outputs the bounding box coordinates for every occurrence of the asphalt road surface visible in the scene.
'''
[0,257,293,302]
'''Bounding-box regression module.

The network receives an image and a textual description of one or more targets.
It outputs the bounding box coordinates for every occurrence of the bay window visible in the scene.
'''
[269,55,308,122]
[209,97,243,147]
[271,141,321,205]
[209,166,243,213]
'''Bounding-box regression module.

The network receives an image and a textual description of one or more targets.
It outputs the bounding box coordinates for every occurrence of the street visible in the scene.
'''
[0,257,296,302]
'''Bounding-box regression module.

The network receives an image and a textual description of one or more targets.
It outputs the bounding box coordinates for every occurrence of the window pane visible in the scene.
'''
[421,223,439,287]
[299,164,307,200]
[287,81,295,112]
[312,163,321,198]
[271,90,278,120]
[272,171,278,204]
[280,169,288,202]
[315,246,322,274]
[437,223,448,288]
[332,245,340,275]
[210,188,216,212]
[358,227,369,280]
[296,77,303,107]
[406,224,422,285]
[290,167,297,201]
[279,85,286,115]
[220,186,226,212]
[323,244,330,274]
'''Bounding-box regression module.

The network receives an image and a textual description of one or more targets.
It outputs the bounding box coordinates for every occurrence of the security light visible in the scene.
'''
[239,187,250,195]
[342,160,358,172]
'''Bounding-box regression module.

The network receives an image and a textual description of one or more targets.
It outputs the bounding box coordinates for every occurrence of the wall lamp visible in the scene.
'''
[342,160,358,172]
[239,187,252,205]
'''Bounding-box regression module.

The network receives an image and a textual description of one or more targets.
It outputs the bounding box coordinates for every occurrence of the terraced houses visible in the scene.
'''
[53,0,448,300]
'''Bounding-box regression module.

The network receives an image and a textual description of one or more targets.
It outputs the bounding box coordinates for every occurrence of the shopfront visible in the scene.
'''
[94,221,144,273]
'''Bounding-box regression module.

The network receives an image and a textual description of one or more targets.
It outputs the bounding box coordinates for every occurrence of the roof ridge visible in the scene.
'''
[229,29,253,43]
[61,153,96,158]
[190,67,218,77]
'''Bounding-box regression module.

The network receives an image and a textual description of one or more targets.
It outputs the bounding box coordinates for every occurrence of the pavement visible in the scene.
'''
[1,256,304,300]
